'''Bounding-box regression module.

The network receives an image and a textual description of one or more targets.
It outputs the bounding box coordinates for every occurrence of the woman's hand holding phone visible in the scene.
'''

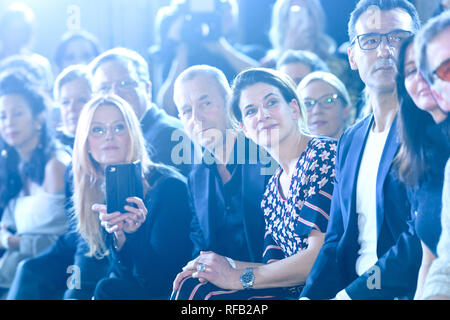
[93,197,148,250]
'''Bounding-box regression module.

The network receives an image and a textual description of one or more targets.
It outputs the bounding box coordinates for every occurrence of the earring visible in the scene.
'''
[1,149,7,158]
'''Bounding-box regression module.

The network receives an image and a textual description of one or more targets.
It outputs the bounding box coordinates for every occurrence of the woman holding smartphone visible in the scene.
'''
[172,68,336,300]
[71,94,193,299]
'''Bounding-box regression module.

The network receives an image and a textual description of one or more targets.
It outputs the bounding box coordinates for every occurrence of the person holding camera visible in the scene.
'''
[67,94,193,300]
[152,0,258,117]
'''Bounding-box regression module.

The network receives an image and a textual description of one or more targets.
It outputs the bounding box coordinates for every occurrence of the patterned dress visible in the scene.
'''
[172,137,337,300]
[262,137,336,263]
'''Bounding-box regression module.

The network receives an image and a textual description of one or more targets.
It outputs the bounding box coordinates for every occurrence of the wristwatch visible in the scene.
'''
[240,267,254,290]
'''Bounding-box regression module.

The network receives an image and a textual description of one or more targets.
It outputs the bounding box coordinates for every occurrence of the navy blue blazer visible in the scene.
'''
[188,137,271,263]
[301,114,422,300]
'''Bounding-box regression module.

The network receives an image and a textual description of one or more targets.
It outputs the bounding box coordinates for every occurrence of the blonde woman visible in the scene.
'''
[172,68,336,300]
[297,71,354,140]
[72,94,193,299]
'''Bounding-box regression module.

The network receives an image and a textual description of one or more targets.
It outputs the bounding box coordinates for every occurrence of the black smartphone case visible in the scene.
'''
[105,161,144,213]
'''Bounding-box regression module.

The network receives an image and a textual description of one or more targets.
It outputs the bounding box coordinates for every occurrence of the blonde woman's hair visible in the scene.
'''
[72,94,153,258]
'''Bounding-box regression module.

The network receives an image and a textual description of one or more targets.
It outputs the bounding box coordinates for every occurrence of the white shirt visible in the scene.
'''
[335,124,390,300]
[355,125,390,276]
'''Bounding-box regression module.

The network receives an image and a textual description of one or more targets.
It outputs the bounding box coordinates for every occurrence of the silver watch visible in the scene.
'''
[240,267,254,290]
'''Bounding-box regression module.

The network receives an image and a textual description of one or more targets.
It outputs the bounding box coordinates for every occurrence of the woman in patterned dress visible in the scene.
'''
[171,68,337,300]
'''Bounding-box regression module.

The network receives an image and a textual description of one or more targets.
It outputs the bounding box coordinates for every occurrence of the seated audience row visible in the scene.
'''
[0,0,448,301]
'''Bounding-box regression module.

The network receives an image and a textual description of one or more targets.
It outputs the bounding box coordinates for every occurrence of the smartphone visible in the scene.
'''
[105,161,144,214]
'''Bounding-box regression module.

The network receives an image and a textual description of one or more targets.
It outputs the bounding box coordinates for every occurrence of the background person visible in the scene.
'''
[152,0,258,117]
[0,72,67,295]
[297,71,354,139]
[395,36,449,299]
[276,49,329,86]
[53,29,102,75]
[53,64,93,151]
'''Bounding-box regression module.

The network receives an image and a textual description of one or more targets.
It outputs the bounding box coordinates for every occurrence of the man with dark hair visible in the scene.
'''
[300,0,422,300]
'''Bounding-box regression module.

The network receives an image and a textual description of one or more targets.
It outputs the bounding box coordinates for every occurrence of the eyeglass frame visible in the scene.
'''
[94,80,140,95]
[432,58,450,82]
[89,122,128,138]
[302,93,344,111]
[350,29,413,51]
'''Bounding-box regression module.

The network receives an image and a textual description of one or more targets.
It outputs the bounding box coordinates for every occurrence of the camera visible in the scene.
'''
[179,0,224,43]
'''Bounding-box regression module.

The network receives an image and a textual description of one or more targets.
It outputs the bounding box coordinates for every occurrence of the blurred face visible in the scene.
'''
[279,62,311,86]
[0,94,40,151]
[87,104,130,166]
[58,77,92,136]
[1,17,31,51]
[239,82,300,149]
[426,26,450,112]
[61,38,97,69]
[300,80,350,139]
[403,43,442,116]
[174,75,228,150]
[348,9,414,95]
[92,60,149,119]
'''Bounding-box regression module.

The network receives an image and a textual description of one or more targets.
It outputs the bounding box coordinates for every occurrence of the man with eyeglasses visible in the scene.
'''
[415,11,450,301]
[300,0,422,300]
[89,48,192,177]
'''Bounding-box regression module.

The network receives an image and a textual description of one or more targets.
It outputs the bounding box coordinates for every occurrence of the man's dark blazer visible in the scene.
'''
[188,138,271,263]
[301,114,422,300]
[141,104,192,177]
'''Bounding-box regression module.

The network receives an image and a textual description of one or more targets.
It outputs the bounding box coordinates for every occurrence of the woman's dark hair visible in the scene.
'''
[227,67,308,133]
[0,72,53,209]
[395,36,442,186]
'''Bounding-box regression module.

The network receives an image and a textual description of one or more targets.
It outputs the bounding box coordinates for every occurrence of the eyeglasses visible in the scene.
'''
[89,123,127,138]
[95,80,139,94]
[302,94,342,111]
[351,30,413,50]
[432,58,450,82]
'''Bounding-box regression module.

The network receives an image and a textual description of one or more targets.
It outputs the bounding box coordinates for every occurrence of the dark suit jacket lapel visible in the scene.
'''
[192,164,212,246]
[375,115,400,239]
[342,115,374,230]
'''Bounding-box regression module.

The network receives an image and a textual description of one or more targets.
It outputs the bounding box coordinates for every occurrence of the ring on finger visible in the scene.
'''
[196,262,206,272]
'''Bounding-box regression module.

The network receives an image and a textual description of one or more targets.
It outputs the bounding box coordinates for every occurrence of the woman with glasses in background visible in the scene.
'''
[297,71,354,140]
